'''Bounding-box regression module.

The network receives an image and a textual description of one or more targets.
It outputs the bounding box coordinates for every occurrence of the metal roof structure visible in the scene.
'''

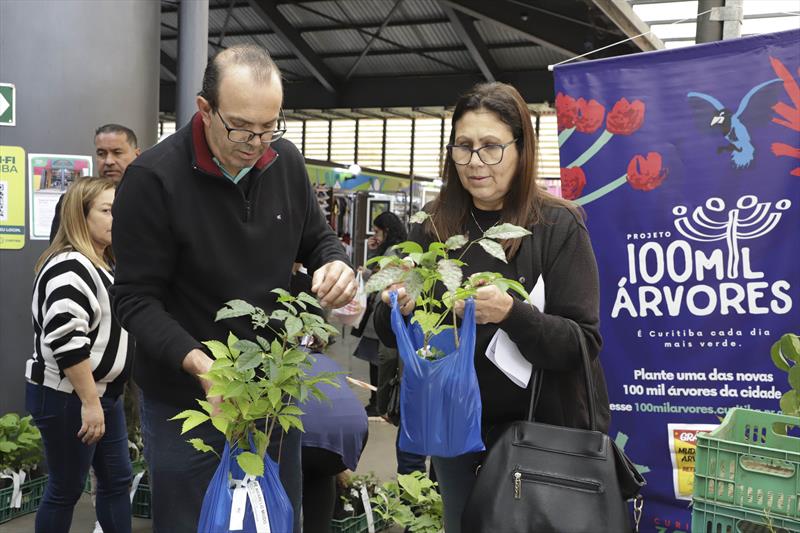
[628,0,799,49]
[159,0,664,119]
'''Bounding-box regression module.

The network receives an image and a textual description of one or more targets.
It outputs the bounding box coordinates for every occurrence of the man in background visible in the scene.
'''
[49,124,140,241]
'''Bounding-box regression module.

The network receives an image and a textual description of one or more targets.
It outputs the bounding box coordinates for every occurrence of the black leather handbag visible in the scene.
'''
[461,320,645,533]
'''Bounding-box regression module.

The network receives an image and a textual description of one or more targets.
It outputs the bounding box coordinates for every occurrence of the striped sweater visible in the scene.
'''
[26,251,132,397]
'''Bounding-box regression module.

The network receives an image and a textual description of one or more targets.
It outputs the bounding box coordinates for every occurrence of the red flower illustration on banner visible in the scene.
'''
[574,98,605,134]
[556,92,578,131]
[768,56,800,176]
[626,152,667,191]
[606,98,646,135]
[560,167,587,200]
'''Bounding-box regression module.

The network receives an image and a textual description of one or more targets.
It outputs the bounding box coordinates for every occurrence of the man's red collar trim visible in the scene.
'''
[191,112,277,176]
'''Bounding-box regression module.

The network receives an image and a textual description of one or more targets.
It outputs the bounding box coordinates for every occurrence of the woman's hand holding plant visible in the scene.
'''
[454,284,513,324]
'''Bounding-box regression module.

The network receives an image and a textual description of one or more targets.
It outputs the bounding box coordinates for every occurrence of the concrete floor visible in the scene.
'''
[0,327,406,532]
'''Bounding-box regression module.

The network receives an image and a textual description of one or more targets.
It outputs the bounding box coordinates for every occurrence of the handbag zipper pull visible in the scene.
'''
[513,472,522,500]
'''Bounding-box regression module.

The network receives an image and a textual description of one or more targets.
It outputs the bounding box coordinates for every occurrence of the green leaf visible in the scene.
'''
[223,382,246,399]
[771,340,791,372]
[781,334,800,363]
[503,278,530,299]
[284,349,307,365]
[187,438,216,455]
[409,211,430,224]
[364,266,405,294]
[271,288,292,301]
[285,316,303,338]
[180,412,210,434]
[210,358,233,371]
[398,474,423,502]
[268,387,282,408]
[256,335,271,351]
[271,339,283,359]
[300,312,324,326]
[227,332,241,357]
[203,340,231,360]
[236,351,262,371]
[216,300,256,321]
[210,416,229,435]
[0,442,17,453]
[280,405,305,416]
[437,259,463,293]
[237,452,264,477]
[404,270,425,303]
[444,234,468,250]
[779,389,800,417]
[270,309,293,323]
[477,239,508,263]
[788,364,800,391]
[393,241,424,254]
[233,339,261,353]
[411,311,441,333]
[483,223,531,240]
[297,291,322,309]
[277,415,293,432]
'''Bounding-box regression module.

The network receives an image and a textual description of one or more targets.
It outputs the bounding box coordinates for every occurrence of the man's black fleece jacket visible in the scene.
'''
[110,114,349,409]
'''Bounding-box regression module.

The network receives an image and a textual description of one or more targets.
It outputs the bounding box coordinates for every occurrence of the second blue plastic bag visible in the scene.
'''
[390,292,484,457]
[197,438,293,533]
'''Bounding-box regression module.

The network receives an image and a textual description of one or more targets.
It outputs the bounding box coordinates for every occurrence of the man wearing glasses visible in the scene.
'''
[110,44,355,532]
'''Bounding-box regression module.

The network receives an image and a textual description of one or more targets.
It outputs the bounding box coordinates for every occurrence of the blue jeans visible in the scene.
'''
[25,382,132,533]
[140,392,302,533]
[431,452,484,533]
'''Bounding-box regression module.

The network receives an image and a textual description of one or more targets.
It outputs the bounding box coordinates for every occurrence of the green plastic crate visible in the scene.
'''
[0,475,48,524]
[330,512,387,533]
[692,408,800,532]
[131,480,151,519]
[692,498,800,533]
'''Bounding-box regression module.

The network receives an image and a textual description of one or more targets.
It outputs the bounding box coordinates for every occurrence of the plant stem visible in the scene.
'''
[575,173,627,206]
[452,309,459,348]
[568,130,613,168]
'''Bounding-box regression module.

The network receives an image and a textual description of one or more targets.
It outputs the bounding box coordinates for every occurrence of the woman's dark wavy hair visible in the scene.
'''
[428,82,577,259]
[373,211,408,256]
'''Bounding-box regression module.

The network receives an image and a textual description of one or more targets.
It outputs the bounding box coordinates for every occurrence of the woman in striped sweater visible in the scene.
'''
[25,176,133,533]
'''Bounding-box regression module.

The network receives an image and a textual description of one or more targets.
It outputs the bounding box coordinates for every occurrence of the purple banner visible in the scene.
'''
[554,30,800,532]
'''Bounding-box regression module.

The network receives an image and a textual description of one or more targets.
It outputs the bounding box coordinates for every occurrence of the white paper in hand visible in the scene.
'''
[485,275,545,388]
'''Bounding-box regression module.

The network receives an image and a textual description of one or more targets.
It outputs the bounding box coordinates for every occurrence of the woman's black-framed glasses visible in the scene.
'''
[216,109,287,144]
[447,139,518,165]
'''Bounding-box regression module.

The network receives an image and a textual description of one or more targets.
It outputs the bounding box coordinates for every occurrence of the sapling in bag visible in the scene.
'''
[330,271,367,327]
[197,439,293,533]
[389,292,484,457]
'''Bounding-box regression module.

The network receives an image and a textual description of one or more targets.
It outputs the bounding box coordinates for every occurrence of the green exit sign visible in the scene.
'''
[0,84,16,126]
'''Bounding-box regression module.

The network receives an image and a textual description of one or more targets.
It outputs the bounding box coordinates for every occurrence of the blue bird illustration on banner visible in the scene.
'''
[687,78,782,168]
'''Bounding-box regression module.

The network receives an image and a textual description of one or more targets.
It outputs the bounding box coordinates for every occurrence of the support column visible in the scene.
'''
[695,0,724,44]
[177,0,209,127]
[0,0,160,414]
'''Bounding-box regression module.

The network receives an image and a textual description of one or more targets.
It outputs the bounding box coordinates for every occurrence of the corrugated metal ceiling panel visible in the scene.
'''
[474,19,532,45]
[228,6,273,32]
[303,29,371,53]
[380,22,461,48]
[491,46,569,70]
[327,50,470,76]
[277,2,345,27]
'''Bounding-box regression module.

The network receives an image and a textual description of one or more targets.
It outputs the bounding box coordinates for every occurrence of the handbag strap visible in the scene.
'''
[525,319,598,431]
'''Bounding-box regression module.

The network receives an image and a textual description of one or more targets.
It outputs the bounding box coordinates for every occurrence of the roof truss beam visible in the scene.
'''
[247,0,338,92]
[440,2,498,82]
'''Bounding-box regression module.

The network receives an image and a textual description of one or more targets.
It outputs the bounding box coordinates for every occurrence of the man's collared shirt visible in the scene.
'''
[212,156,253,184]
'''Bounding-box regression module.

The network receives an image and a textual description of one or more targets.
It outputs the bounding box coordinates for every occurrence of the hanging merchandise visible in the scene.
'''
[389,292,484,457]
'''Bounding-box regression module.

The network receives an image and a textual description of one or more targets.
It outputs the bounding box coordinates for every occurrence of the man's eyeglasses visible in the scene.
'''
[216,109,287,144]
[447,139,518,166]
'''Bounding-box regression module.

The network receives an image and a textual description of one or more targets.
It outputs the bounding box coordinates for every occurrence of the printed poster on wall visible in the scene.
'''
[554,29,799,532]
[0,145,25,250]
[28,154,92,240]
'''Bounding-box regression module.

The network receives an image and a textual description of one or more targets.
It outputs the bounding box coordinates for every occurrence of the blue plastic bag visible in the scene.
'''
[390,292,484,457]
[197,438,293,533]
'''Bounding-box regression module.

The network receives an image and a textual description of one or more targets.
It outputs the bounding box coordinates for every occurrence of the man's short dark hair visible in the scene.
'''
[95,124,138,148]
[199,44,281,110]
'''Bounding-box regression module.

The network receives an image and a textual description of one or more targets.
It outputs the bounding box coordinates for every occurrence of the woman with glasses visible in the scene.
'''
[373,82,609,532]
[25,177,133,533]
